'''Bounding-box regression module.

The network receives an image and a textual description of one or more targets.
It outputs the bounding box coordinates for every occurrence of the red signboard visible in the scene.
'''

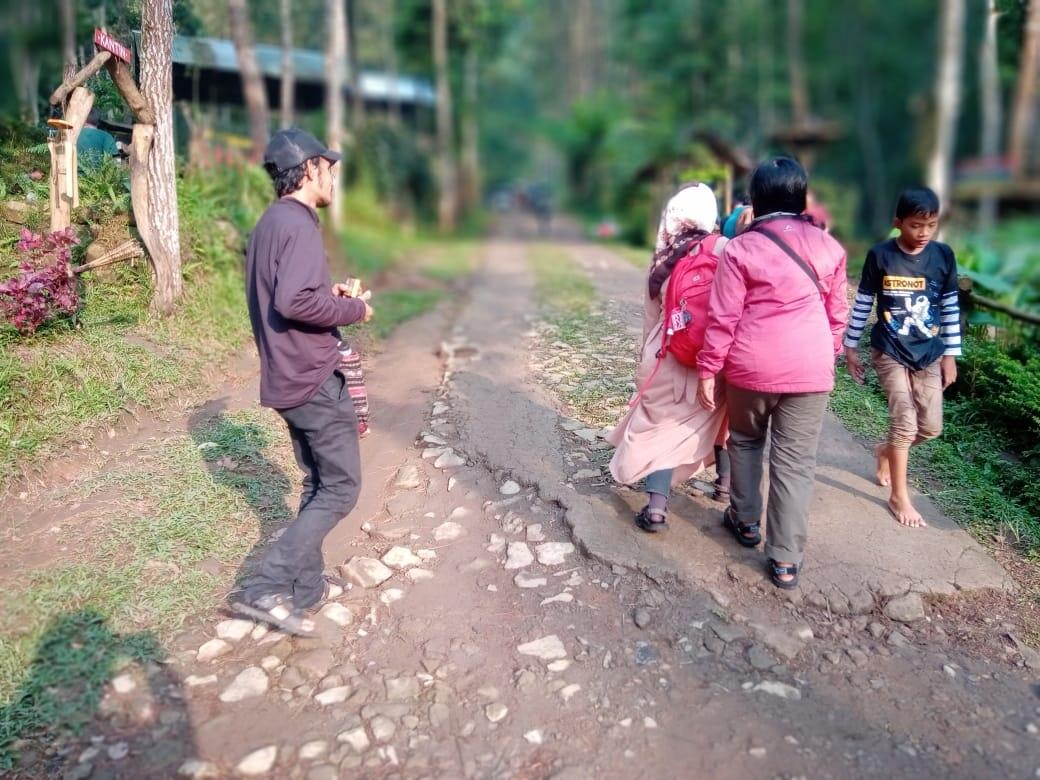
[94,29,132,64]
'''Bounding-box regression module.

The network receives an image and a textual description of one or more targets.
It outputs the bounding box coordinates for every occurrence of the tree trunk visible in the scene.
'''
[856,74,889,235]
[228,0,270,159]
[140,0,183,313]
[926,0,966,212]
[60,0,77,83]
[10,3,42,126]
[786,0,809,124]
[345,0,366,130]
[459,44,481,214]
[279,0,295,129]
[327,0,346,231]
[569,0,598,102]
[978,0,1002,229]
[386,0,401,126]
[433,0,458,233]
[1009,0,1040,178]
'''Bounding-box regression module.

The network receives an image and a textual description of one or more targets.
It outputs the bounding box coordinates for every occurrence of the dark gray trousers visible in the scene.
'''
[241,370,361,610]
[726,386,829,566]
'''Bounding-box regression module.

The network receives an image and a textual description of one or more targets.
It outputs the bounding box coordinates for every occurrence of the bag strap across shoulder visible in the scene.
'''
[754,225,824,298]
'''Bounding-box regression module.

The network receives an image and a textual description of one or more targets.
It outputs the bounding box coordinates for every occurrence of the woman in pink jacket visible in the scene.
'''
[697,157,848,589]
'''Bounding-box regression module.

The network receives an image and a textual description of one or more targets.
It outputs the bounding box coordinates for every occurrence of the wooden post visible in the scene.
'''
[47,86,95,230]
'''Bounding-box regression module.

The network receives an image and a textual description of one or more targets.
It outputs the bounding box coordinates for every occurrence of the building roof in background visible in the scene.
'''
[156,34,436,107]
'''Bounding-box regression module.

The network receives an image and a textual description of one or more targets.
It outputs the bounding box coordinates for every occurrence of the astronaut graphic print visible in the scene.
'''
[844,238,961,371]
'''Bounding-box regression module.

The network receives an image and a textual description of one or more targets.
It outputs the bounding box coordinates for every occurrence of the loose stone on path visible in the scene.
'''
[215,619,253,642]
[196,638,230,663]
[382,546,422,569]
[500,480,521,496]
[884,592,926,623]
[434,450,466,469]
[341,557,393,588]
[751,681,802,701]
[515,573,547,588]
[219,667,268,703]
[236,746,277,776]
[314,686,351,706]
[535,542,575,566]
[319,603,353,627]
[505,542,535,569]
[517,634,568,661]
[433,521,466,541]
[393,464,423,489]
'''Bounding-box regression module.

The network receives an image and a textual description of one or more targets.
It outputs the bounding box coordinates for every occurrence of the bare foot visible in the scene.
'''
[888,495,927,528]
[874,443,891,486]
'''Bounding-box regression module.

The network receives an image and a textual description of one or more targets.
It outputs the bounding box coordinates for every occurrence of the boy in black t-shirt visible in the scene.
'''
[843,187,961,528]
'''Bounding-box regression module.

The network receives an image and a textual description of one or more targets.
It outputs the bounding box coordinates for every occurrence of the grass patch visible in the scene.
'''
[830,352,1040,558]
[604,241,651,270]
[529,244,635,429]
[0,409,291,768]
[368,289,445,339]
[0,164,270,487]
[530,244,596,314]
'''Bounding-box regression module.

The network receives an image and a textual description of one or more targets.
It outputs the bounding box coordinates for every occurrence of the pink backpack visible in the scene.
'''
[660,233,722,367]
[631,234,721,406]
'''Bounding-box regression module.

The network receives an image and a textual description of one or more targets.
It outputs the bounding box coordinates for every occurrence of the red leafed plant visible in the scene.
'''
[0,227,81,335]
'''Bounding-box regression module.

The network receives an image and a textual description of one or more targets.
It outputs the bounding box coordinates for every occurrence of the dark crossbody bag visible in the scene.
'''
[753,226,826,302]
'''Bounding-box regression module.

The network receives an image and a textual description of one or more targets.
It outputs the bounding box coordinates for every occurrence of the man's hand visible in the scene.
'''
[845,347,865,384]
[362,300,375,323]
[332,282,356,297]
[940,355,957,390]
[697,375,717,411]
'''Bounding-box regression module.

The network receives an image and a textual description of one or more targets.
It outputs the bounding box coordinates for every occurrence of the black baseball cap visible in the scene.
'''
[262,128,342,174]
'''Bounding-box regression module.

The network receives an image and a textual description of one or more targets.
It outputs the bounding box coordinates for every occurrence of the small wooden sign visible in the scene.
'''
[94,28,132,64]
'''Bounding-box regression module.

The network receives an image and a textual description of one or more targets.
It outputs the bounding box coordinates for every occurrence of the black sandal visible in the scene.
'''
[634,505,668,533]
[768,559,800,590]
[722,506,761,547]
[231,592,316,637]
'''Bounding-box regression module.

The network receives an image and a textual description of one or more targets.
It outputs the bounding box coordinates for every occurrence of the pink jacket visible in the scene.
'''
[697,217,848,393]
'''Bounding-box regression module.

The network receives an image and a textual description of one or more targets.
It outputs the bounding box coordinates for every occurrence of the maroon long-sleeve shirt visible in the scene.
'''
[246,197,366,409]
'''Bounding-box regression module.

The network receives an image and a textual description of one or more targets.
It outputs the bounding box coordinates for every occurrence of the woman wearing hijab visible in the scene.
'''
[608,183,731,533]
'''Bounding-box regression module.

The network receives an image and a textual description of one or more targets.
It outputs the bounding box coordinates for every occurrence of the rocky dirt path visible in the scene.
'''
[3,232,1040,780]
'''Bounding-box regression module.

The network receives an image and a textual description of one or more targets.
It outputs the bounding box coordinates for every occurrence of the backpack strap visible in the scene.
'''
[753,226,825,299]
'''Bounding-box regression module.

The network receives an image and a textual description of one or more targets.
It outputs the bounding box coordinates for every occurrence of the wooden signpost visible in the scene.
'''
[47,29,156,260]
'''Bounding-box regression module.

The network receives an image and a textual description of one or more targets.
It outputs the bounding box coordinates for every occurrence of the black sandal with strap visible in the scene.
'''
[768,559,800,590]
[722,506,761,547]
[634,505,668,533]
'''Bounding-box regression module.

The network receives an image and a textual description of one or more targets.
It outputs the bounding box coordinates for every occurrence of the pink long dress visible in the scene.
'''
[607,242,728,487]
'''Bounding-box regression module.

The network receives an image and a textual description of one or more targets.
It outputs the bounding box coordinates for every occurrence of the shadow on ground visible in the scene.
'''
[0,610,192,777]
[188,401,293,605]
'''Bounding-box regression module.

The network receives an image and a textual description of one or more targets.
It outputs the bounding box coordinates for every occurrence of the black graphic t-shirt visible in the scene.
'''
[843,239,962,370]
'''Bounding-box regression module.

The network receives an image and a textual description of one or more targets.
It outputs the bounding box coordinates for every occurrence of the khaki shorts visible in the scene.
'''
[871,349,943,449]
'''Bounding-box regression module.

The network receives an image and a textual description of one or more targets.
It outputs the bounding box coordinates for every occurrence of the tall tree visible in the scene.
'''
[459,43,481,213]
[978,0,1003,229]
[385,0,402,126]
[228,0,270,158]
[140,0,183,313]
[345,0,366,130]
[1009,0,1040,178]
[60,0,77,82]
[280,0,296,129]
[327,0,347,230]
[432,0,458,232]
[926,0,965,211]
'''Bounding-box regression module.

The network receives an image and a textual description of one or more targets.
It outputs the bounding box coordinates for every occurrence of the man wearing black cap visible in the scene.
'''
[235,128,373,635]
